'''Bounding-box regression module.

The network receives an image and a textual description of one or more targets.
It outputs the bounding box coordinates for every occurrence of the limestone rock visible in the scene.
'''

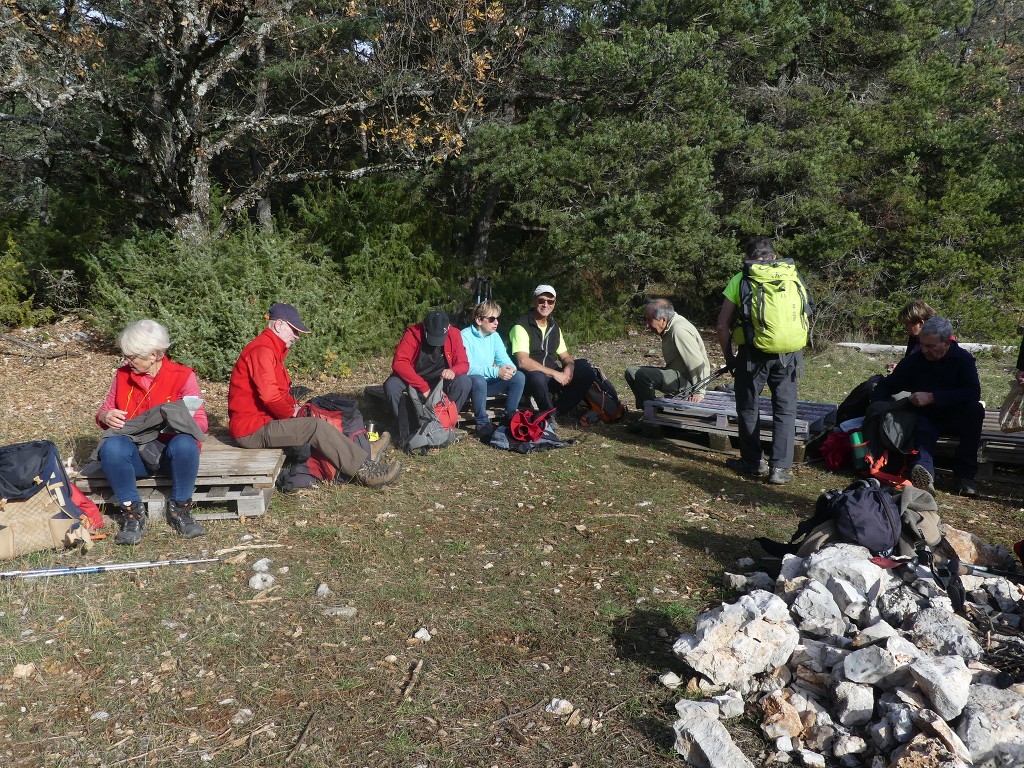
[833,681,874,726]
[956,682,1024,768]
[674,591,799,688]
[673,704,756,768]
[909,655,971,721]
[905,608,983,661]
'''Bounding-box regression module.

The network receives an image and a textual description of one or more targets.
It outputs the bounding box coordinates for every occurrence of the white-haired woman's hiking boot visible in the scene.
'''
[114,501,146,546]
[167,499,206,538]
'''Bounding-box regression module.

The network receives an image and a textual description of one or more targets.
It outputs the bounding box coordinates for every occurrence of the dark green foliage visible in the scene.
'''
[4,0,1024,358]
[84,226,384,380]
[0,233,38,329]
[457,0,1024,341]
[291,178,454,330]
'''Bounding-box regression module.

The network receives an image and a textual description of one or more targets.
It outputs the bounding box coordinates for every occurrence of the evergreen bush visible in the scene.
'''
[85,226,394,381]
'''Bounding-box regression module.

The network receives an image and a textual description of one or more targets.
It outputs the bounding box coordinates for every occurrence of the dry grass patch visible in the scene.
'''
[2,321,1023,766]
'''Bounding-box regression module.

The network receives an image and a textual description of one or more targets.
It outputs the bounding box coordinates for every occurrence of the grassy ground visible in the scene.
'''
[1,328,1022,767]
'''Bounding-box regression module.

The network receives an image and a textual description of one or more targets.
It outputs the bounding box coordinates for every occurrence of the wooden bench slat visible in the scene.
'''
[72,443,285,519]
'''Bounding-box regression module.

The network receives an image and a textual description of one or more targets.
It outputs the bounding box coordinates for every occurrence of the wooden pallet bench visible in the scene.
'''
[934,410,1024,483]
[642,391,838,462]
[72,437,284,520]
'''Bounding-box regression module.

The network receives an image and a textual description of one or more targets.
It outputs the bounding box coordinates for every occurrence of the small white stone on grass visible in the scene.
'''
[316,583,331,598]
[251,558,272,572]
[11,663,35,679]
[414,628,432,642]
[545,698,574,715]
[248,573,275,591]
[231,708,254,725]
[322,606,358,619]
[659,671,683,690]
[384,655,399,664]
[90,711,109,721]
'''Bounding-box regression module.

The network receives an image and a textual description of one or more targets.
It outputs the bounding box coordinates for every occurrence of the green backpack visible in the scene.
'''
[738,258,812,354]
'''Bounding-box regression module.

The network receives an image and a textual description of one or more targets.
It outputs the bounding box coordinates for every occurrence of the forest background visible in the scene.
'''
[2,0,1023,379]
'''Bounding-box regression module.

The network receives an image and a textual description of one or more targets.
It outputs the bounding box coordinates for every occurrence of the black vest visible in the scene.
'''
[515,313,562,370]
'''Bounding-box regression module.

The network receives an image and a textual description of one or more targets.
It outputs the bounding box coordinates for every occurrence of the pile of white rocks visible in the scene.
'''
[670,540,1024,768]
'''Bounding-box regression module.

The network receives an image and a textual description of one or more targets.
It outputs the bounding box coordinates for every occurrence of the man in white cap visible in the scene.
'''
[383,309,472,448]
[229,303,401,488]
[509,285,597,421]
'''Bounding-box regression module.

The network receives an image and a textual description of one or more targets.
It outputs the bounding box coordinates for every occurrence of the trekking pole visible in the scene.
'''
[0,557,221,580]
[678,366,729,399]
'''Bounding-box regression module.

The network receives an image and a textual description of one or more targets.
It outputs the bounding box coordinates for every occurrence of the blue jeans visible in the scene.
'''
[469,372,526,425]
[98,434,200,504]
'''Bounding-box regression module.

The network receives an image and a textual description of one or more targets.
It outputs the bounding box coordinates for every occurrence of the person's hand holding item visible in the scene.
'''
[101,408,128,429]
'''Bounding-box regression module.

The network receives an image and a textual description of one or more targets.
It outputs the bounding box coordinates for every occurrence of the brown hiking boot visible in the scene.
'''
[354,458,402,488]
[369,431,391,462]
[114,502,146,546]
[167,499,206,539]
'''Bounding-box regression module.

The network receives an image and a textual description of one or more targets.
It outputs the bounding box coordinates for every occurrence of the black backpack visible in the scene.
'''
[825,478,902,556]
[757,478,901,557]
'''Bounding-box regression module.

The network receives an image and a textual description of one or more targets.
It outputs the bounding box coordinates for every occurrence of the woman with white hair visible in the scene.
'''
[95,319,207,545]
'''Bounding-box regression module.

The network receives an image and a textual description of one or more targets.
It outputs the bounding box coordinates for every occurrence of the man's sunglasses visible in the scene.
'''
[481,316,500,322]
[536,298,556,305]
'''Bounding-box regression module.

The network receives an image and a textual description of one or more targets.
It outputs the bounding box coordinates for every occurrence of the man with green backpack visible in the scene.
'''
[715,236,812,485]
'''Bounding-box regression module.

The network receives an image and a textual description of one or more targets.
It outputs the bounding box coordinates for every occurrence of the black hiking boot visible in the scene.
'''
[114,502,146,546]
[167,499,206,539]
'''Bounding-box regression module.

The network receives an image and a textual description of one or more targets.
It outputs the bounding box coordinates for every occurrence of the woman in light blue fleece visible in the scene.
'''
[461,300,526,431]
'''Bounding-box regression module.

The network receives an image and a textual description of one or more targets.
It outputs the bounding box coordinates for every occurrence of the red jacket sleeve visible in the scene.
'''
[392,326,429,393]
[250,346,297,419]
[446,328,469,375]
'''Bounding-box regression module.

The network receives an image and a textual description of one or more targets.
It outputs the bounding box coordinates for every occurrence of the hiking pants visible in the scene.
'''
[99,434,199,505]
[625,366,683,409]
[522,359,597,416]
[734,347,802,471]
[912,401,984,481]
[383,374,472,443]
[469,372,526,426]
[236,417,367,478]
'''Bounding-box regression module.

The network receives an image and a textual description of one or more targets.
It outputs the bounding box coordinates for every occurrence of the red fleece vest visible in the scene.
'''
[114,358,193,419]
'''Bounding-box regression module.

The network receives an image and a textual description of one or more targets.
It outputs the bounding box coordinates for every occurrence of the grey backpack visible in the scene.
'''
[404,382,460,454]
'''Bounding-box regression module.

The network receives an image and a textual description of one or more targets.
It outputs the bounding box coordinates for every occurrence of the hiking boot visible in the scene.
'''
[725,457,769,477]
[954,478,979,499]
[114,502,146,546]
[911,464,936,494]
[167,499,206,539]
[767,467,792,485]
[369,431,391,462]
[626,418,646,435]
[354,458,402,488]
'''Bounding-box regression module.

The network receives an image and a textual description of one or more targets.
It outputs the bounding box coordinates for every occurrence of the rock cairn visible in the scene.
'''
[671,542,1024,768]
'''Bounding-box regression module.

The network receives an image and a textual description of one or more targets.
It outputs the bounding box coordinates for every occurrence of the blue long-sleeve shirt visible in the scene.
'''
[461,325,515,379]
[872,341,980,409]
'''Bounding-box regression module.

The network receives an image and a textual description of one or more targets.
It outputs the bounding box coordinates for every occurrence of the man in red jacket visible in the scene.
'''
[229,303,401,487]
[383,309,472,448]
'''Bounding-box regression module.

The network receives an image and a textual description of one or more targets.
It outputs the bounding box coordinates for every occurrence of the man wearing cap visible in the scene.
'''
[383,309,472,447]
[229,303,401,488]
[509,285,597,421]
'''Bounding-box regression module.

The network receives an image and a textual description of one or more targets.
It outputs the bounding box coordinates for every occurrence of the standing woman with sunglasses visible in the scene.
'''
[508,284,597,424]
[461,301,526,436]
[95,319,207,545]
